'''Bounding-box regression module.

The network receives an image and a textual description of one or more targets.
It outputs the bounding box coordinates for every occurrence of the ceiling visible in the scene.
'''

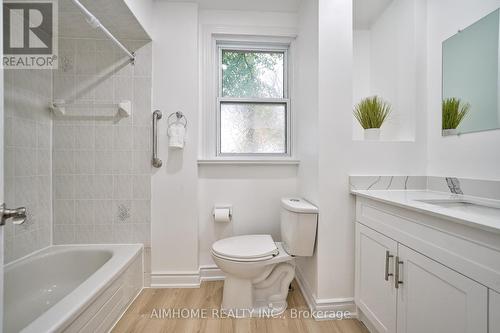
[163,0,301,13]
[58,0,150,50]
[354,0,393,29]
[58,0,391,47]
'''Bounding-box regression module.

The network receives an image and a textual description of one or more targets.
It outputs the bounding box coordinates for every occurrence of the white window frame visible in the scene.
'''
[216,43,291,157]
[198,30,298,165]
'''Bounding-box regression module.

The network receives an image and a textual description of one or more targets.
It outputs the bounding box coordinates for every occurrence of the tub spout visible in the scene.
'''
[0,203,26,225]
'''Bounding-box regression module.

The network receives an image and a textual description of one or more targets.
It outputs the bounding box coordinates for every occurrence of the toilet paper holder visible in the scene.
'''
[212,205,232,220]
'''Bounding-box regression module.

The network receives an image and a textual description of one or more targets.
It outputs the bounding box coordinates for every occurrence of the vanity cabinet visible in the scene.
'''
[354,197,498,333]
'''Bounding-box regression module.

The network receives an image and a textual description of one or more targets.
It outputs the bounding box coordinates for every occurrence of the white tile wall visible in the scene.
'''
[4,69,53,263]
[52,38,152,247]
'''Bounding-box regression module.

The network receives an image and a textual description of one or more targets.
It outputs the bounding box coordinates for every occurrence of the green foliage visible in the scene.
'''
[222,50,283,98]
[353,96,391,129]
[442,98,470,130]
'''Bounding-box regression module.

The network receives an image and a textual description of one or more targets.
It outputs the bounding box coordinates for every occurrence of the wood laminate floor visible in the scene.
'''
[112,280,369,333]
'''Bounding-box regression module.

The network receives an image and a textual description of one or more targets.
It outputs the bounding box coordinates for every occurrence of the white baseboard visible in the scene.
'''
[150,266,225,288]
[150,270,201,288]
[294,267,357,320]
[199,265,225,281]
[357,309,378,333]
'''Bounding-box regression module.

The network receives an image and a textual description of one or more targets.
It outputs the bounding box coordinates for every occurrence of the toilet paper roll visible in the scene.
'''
[213,208,231,223]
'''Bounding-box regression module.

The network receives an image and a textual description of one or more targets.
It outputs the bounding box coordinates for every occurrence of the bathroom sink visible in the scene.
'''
[417,199,500,219]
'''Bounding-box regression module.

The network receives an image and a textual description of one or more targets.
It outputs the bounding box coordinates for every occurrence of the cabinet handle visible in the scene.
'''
[385,250,394,281]
[394,256,404,289]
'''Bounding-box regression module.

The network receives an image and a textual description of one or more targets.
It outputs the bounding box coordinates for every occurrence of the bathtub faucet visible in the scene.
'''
[0,203,27,225]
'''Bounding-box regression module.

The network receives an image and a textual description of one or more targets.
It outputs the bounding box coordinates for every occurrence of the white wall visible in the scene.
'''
[151,2,200,279]
[198,8,298,27]
[312,0,427,302]
[353,30,371,140]
[426,0,500,180]
[150,4,300,279]
[316,0,355,301]
[123,0,154,38]
[295,0,319,301]
[353,0,420,141]
[197,9,299,268]
[353,30,371,107]
[198,166,298,266]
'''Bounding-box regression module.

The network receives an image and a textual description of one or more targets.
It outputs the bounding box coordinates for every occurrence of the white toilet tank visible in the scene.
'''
[280,198,318,256]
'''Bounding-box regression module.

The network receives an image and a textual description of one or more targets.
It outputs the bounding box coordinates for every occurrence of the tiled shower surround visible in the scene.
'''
[52,38,152,245]
[3,37,152,263]
[4,70,52,263]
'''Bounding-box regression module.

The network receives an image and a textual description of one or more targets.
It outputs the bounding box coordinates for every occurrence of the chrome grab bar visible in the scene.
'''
[152,110,163,168]
[0,203,26,225]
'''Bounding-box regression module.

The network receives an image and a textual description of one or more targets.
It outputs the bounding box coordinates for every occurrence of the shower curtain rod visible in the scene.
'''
[71,0,135,64]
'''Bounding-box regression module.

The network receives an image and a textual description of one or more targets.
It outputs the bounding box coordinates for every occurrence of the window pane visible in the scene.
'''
[222,50,284,98]
[220,103,286,154]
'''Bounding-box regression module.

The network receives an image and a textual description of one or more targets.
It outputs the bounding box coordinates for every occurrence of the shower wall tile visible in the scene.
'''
[74,151,95,174]
[52,37,152,247]
[95,151,114,174]
[4,68,53,263]
[132,176,151,200]
[133,43,152,78]
[95,200,114,225]
[94,225,113,243]
[75,200,95,225]
[54,175,75,199]
[54,225,75,244]
[95,126,114,150]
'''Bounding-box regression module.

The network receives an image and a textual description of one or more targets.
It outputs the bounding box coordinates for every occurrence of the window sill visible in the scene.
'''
[197,159,300,166]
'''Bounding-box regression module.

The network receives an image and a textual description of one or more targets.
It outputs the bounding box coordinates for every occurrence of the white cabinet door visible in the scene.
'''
[355,223,398,333]
[396,245,488,333]
[490,289,500,333]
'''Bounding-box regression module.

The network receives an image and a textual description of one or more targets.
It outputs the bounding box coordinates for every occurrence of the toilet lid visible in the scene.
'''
[211,235,278,260]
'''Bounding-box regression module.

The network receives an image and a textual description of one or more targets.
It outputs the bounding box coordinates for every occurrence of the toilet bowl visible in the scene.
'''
[211,198,318,317]
[211,235,295,316]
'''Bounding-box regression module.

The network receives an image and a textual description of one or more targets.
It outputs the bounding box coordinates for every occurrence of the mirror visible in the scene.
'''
[442,8,500,135]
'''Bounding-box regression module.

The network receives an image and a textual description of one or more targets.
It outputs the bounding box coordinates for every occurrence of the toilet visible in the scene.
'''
[211,198,318,316]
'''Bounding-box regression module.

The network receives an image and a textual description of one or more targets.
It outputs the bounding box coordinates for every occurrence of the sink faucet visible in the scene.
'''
[445,177,463,195]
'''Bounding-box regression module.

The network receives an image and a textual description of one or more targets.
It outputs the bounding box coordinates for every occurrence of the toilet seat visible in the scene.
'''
[211,235,278,262]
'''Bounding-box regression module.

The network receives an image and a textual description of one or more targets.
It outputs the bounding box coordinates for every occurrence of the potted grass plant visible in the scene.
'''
[353,96,391,140]
[442,98,470,136]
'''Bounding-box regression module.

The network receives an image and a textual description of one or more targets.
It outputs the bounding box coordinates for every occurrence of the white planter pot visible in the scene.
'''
[442,129,458,136]
[364,128,381,141]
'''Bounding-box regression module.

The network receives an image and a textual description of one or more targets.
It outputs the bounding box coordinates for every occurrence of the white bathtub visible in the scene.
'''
[4,244,143,333]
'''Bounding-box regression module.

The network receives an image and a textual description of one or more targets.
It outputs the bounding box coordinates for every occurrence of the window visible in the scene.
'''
[217,45,290,156]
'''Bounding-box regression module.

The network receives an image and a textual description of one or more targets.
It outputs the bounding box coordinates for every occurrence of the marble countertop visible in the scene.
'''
[351,189,500,234]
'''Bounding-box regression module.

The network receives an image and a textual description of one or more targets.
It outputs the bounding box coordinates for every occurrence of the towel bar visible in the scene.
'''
[167,111,187,128]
